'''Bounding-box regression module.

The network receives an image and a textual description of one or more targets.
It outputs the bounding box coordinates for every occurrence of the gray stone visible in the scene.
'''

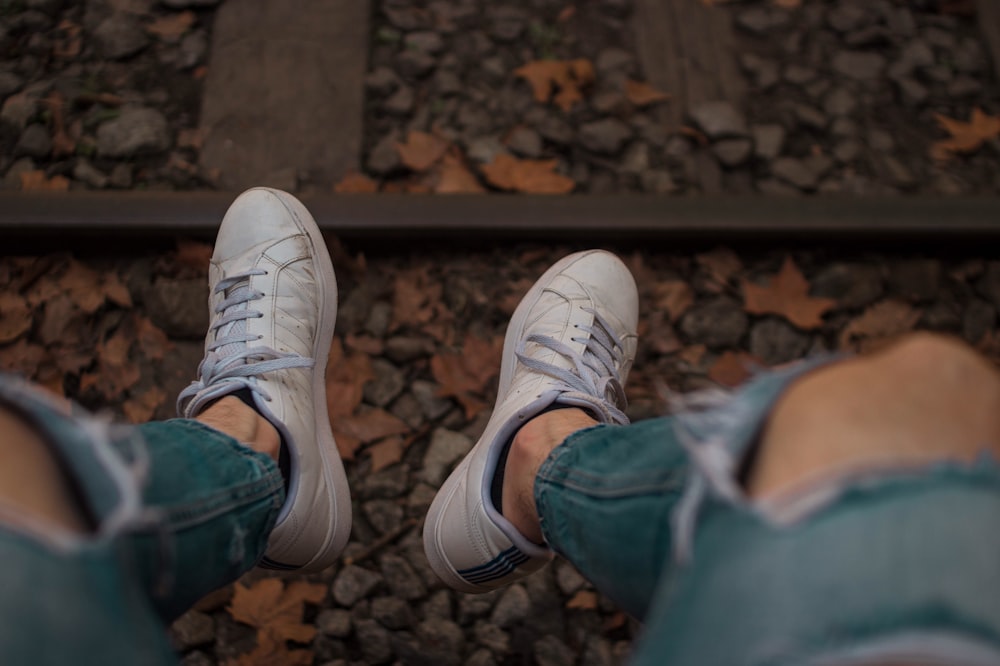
[845,26,892,48]
[473,622,510,654]
[771,156,832,191]
[490,584,530,628]
[554,560,587,595]
[366,67,400,95]
[405,31,445,54]
[332,565,383,606]
[170,610,215,651]
[737,7,789,34]
[537,114,574,145]
[363,499,403,535]
[421,428,472,486]
[824,87,858,117]
[749,319,812,364]
[754,178,798,198]
[679,298,747,348]
[434,69,462,95]
[355,619,394,664]
[385,336,435,362]
[109,163,133,189]
[832,51,886,81]
[877,155,917,190]
[1,91,38,130]
[924,64,953,84]
[534,635,575,666]
[589,90,626,115]
[487,6,527,42]
[421,588,453,620]
[175,30,208,69]
[811,263,883,309]
[895,77,928,106]
[923,26,956,50]
[784,64,817,86]
[14,123,50,158]
[640,170,677,194]
[97,108,170,157]
[688,101,747,139]
[73,159,110,189]
[384,7,427,31]
[712,138,753,167]
[456,102,492,135]
[830,117,859,138]
[740,53,780,89]
[579,118,632,155]
[827,5,869,32]
[147,277,209,338]
[372,596,416,629]
[0,70,23,98]
[3,158,35,190]
[887,8,917,37]
[396,50,437,79]
[948,77,983,98]
[953,38,986,74]
[179,652,213,666]
[900,40,935,70]
[963,300,996,343]
[93,14,149,59]
[467,648,498,666]
[317,608,352,637]
[888,259,940,302]
[368,132,402,174]
[595,48,633,73]
[417,618,466,659]
[833,140,862,164]
[752,124,785,160]
[412,380,454,420]
[620,142,650,174]
[867,128,894,152]
[506,126,542,158]
[793,104,828,131]
[380,553,427,601]
[384,85,415,115]
[465,136,505,165]
[921,301,961,332]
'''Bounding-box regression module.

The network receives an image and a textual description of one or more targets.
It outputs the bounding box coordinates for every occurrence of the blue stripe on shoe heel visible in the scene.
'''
[457,546,531,585]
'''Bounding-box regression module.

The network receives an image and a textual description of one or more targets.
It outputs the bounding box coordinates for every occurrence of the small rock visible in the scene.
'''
[679,297,747,348]
[867,128,894,152]
[712,138,753,167]
[332,565,383,606]
[823,87,857,117]
[963,300,996,343]
[368,132,402,174]
[384,7,427,31]
[833,140,861,164]
[396,50,437,79]
[947,77,982,98]
[487,6,527,42]
[0,70,24,98]
[581,636,615,666]
[506,126,542,158]
[417,618,466,660]
[749,319,811,365]
[923,26,956,51]
[694,150,723,194]
[3,157,35,190]
[412,380,454,420]
[1,92,38,130]
[887,7,917,37]
[14,123,51,158]
[363,499,404,535]
[740,53,780,89]
[147,277,209,337]
[362,464,410,499]
[827,5,869,32]
[534,636,575,666]
[595,47,633,73]
[832,50,886,81]
[380,553,428,601]
[384,85,415,115]
[421,588,453,620]
[176,30,208,69]
[752,124,785,160]
[895,77,928,106]
[385,336,435,362]
[888,259,941,302]
[317,609,353,638]
[372,596,416,630]
[953,38,986,74]
[554,561,587,595]
[830,117,859,138]
[366,67,400,95]
[536,114,574,145]
[793,104,827,131]
[434,69,462,95]
[405,31,445,53]
[620,142,650,174]
[170,610,215,651]
[640,170,677,194]
[845,26,892,48]
[811,263,883,309]
[467,648,498,666]
[93,14,149,59]
[737,7,789,34]
[97,107,170,157]
[784,64,816,86]
[179,652,213,666]
[109,163,133,189]
[474,622,510,654]
[921,301,961,332]
[688,100,747,139]
[73,159,110,189]
[589,90,626,115]
[355,620,394,664]
[464,135,506,164]
[579,118,632,155]
[876,155,917,190]
[924,64,953,84]
[771,156,832,191]
[490,584,530,628]
[421,428,472,486]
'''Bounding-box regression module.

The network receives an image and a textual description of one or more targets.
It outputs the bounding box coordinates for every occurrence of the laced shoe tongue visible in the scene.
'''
[215,285,250,359]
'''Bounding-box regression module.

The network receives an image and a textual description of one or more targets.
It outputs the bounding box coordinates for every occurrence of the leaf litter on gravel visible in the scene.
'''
[225,578,326,666]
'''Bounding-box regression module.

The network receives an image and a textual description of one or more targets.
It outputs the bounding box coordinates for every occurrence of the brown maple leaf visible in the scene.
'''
[0,292,32,344]
[513,59,594,112]
[651,280,693,321]
[624,79,670,107]
[565,590,599,610]
[334,172,379,193]
[326,337,375,420]
[390,267,450,333]
[742,256,835,330]
[228,578,326,644]
[333,408,410,461]
[174,239,214,274]
[79,327,141,400]
[135,315,172,361]
[434,153,486,193]
[931,107,1000,160]
[20,171,70,191]
[146,11,196,42]
[695,248,742,291]
[707,350,761,387]
[225,632,313,666]
[480,154,575,194]
[431,334,502,419]
[839,300,921,352]
[395,131,450,172]
[122,386,166,423]
[367,435,406,472]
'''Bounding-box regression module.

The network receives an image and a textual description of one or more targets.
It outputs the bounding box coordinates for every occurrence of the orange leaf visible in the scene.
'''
[480,154,575,194]
[135,315,172,361]
[367,435,406,472]
[395,131,450,172]
[742,256,835,330]
[434,154,485,193]
[514,59,594,112]
[708,351,759,387]
[326,338,375,419]
[20,171,70,191]
[146,10,195,42]
[651,281,693,321]
[225,632,314,666]
[431,333,502,419]
[0,292,32,344]
[931,107,1000,160]
[696,247,742,290]
[566,590,599,610]
[333,408,410,461]
[624,79,670,107]
[390,267,449,332]
[177,128,205,151]
[228,578,326,644]
[334,172,379,193]
[122,386,166,423]
[678,344,707,367]
[174,239,213,273]
[839,300,921,352]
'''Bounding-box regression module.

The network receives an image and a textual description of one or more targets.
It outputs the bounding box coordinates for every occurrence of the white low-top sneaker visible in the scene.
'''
[177,187,351,572]
[423,250,639,592]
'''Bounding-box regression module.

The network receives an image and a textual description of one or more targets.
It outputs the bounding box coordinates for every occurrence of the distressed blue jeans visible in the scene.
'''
[0,375,284,664]
[536,359,1000,666]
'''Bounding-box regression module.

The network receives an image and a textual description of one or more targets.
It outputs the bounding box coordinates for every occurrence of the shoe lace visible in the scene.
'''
[515,307,629,425]
[177,268,314,417]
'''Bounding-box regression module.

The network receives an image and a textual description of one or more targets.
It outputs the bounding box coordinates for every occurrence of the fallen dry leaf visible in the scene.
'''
[0,292,32,344]
[695,248,742,291]
[480,154,575,194]
[566,590,599,610]
[367,435,406,472]
[931,107,1000,160]
[557,5,576,22]
[678,344,707,368]
[651,280,693,321]
[60,260,109,315]
[326,337,375,420]
[79,326,141,400]
[742,256,835,330]
[228,578,326,649]
[390,267,450,334]
[334,172,379,193]
[344,333,384,356]
[708,351,760,387]
[135,315,171,361]
[642,311,682,355]
[146,10,196,42]
[434,153,486,193]
[839,300,921,351]
[20,171,70,191]
[0,339,48,379]
[431,334,502,419]
[52,19,82,59]
[174,239,213,273]
[176,128,205,151]
[225,632,313,666]
[624,79,670,107]
[122,386,166,423]
[514,59,594,112]
[396,131,450,172]
[333,408,410,461]
[44,91,77,157]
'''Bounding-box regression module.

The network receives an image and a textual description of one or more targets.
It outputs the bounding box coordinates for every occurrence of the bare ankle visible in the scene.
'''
[195,396,281,462]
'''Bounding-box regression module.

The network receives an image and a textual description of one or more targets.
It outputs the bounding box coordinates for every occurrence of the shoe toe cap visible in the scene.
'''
[214,188,308,261]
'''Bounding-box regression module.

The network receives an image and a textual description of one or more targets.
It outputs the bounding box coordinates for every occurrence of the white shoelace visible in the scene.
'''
[177,268,314,417]
[514,308,630,425]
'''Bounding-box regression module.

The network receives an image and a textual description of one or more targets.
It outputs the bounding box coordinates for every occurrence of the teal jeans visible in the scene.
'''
[536,360,1000,666]
[0,375,284,664]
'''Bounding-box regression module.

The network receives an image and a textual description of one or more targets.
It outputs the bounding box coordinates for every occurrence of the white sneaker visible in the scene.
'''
[177,187,351,572]
[423,250,639,592]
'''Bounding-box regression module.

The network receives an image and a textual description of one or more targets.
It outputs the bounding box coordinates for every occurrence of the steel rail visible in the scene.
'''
[1,192,999,245]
